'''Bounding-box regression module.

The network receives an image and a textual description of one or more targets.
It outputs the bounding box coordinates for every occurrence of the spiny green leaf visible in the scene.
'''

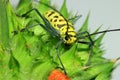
[86,61,114,78]
[7,1,20,37]
[0,43,5,54]
[70,15,82,25]
[91,25,102,39]
[9,53,20,72]
[95,33,105,47]
[61,44,77,60]
[31,60,56,80]
[60,0,69,18]
[0,53,11,80]
[72,60,114,80]
[11,33,33,70]
[95,71,111,80]
[18,0,30,4]
[90,56,106,65]
[95,58,119,80]
[61,44,83,76]
[0,0,9,48]
[16,0,32,14]
[112,57,120,69]
[38,0,51,13]
[78,12,90,33]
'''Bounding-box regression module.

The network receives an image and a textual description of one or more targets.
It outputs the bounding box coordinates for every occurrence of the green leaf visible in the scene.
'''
[0,53,11,80]
[60,0,69,18]
[86,61,114,79]
[7,1,20,37]
[18,0,30,4]
[78,12,90,33]
[0,0,9,48]
[90,25,102,39]
[11,33,33,69]
[72,60,114,80]
[91,25,104,47]
[95,33,105,47]
[69,15,82,25]
[38,0,51,13]
[16,0,32,15]
[31,60,56,80]
[95,71,111,80]
[9,53,20,78]
[61,44,83,76]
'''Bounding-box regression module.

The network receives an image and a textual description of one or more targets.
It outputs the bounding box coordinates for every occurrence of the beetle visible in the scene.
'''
[18,1,120,75]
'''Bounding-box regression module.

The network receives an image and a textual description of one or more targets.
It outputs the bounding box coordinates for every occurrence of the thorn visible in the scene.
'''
[110,57,120,63]
[82,66,90,70]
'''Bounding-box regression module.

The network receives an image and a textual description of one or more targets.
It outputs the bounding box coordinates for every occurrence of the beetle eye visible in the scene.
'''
[65,36,69,40]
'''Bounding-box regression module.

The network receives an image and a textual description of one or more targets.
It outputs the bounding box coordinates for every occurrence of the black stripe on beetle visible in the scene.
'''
[48,11,55,17]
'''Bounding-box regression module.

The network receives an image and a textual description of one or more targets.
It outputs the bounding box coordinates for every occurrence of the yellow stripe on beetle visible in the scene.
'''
[44,10,77,44]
